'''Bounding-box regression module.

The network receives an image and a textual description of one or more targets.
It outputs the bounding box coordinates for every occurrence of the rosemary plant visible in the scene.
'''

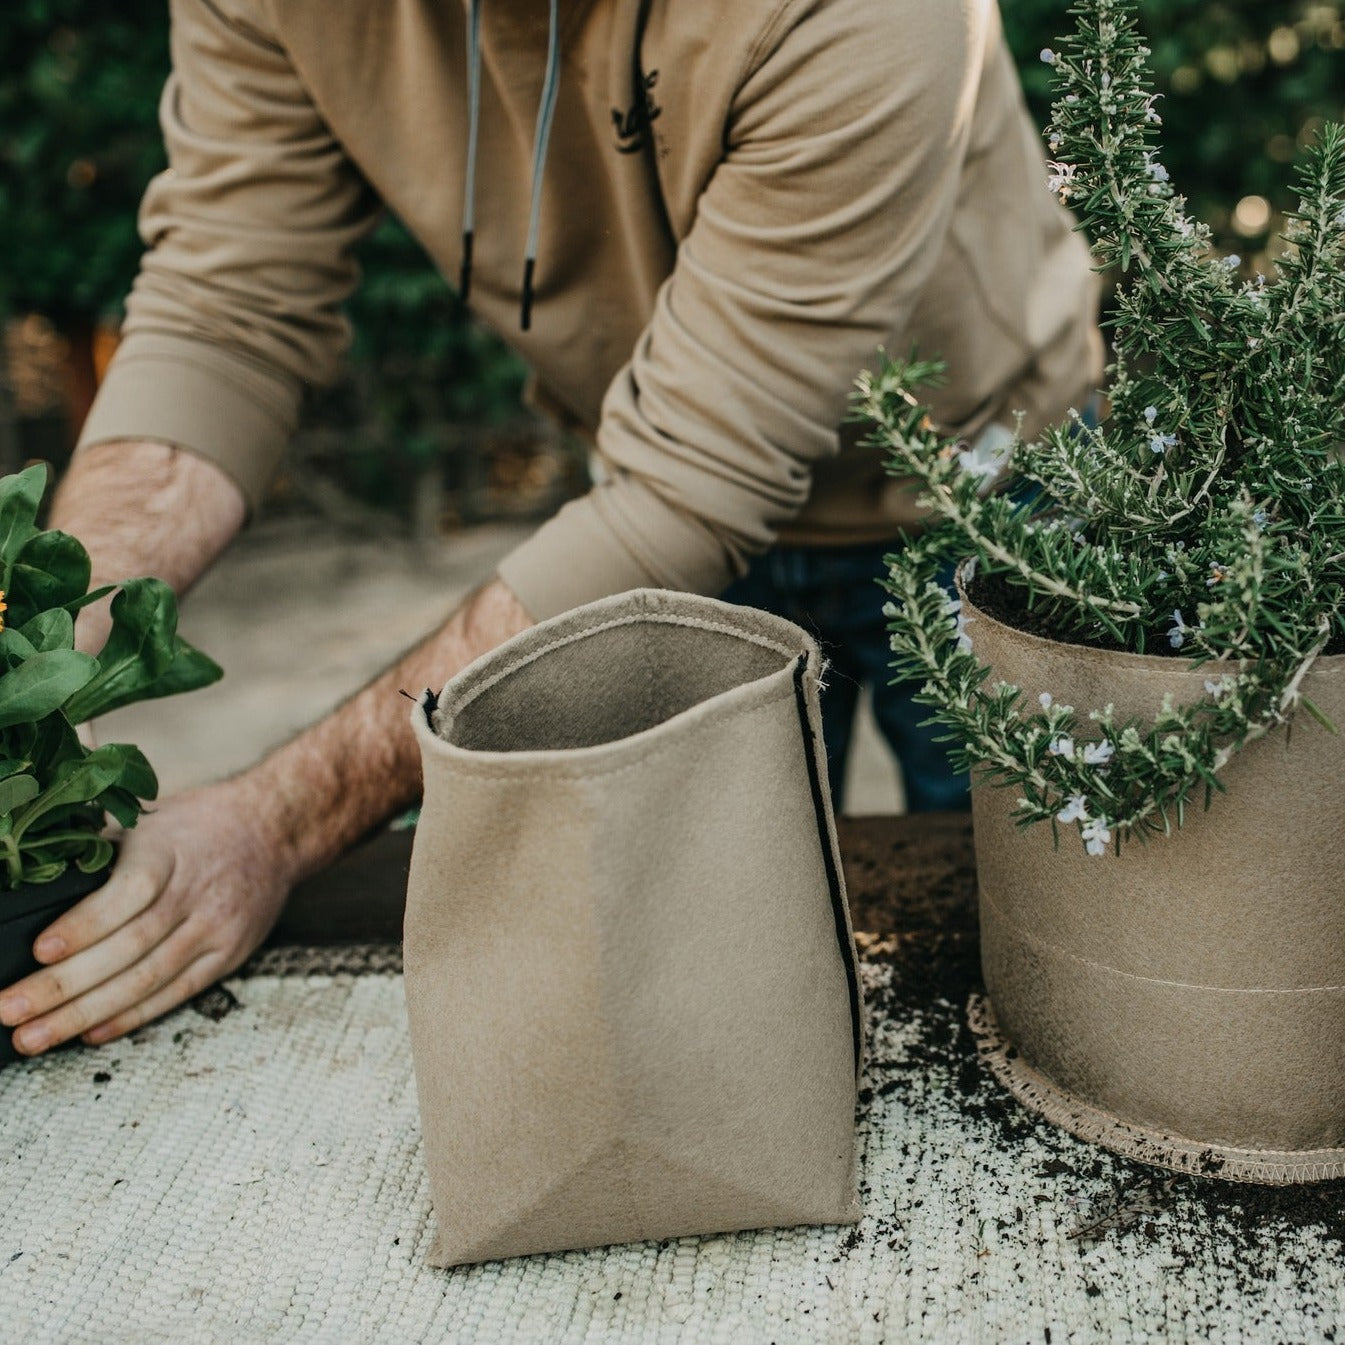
[859,0,1345,854]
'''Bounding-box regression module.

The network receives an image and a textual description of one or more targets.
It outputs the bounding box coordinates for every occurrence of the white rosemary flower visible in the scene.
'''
[1048,734,1075,757]
[1056,793,1088,824]
[1168,610,1188,649]
[1082,740,1115,765]
[1081,816,1112,856]
[1046,161,1079,198]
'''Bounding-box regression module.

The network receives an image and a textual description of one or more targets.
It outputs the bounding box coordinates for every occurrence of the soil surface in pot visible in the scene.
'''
[968,571,1345,656]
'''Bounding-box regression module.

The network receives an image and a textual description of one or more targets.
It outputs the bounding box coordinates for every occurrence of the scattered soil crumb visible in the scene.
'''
[841,897,1345,1297]
[191,986,241,1023]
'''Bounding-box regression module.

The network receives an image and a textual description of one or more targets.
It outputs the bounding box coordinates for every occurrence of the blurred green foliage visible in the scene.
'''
[0,0,527,434]
[0,0,166,325]
[1,0,1341,429]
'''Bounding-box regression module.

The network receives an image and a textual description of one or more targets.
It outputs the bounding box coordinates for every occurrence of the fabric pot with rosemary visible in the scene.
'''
[404,588,864,1268]
[961,576,1345,1183]
[860,0,1345,1183]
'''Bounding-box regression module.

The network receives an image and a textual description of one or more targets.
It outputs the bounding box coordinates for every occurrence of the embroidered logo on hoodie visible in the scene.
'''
[612,70,661,153]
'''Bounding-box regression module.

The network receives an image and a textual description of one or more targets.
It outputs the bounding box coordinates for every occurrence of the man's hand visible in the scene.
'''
[0,779,294,1053]
[0,577,534,1054]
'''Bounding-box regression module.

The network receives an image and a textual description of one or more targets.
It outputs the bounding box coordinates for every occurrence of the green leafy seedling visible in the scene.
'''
[0,463,222,890]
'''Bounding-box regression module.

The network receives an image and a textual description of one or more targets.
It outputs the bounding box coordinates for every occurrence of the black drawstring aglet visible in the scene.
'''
[520,257,536,331]
[399,687,439,717]
[459,231,474,303]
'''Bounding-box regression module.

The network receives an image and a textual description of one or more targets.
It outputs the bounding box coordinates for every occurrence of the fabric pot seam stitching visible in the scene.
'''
[980,886,1345,995]
[419,685,797,781]
[968,995,1345,1181]
[443,611,801,722]
[790,654,863,1076]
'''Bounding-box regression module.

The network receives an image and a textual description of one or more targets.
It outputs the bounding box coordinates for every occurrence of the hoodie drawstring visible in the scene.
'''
[458,0,563,332]
[459,0,484,304]
[521,0,561,331]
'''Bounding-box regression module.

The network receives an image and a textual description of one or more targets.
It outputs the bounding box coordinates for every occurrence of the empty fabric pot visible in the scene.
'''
[405,588,864,1267]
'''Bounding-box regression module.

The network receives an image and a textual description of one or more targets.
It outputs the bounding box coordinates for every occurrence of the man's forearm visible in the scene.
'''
[54,439,534,885]
[51,441,247,650]
[242,578,533,886]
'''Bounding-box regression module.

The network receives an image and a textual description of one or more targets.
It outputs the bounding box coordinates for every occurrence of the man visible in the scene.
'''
[0,0,1098,1055]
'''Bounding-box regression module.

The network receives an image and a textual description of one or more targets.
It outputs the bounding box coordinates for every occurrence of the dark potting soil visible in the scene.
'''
[841,894,1345,1297]
[967,571,1169,656]
[838,813,1345,1279]
[968,570,1345,658]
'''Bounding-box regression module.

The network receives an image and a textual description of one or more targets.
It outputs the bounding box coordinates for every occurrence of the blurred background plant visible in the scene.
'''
[1,0,1341,530]
[1010,0,1345,251]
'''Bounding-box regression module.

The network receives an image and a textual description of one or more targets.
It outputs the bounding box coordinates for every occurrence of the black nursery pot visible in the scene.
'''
[0,863,111,1067]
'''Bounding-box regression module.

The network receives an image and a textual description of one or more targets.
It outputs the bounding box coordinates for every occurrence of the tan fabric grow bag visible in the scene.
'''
[961,579,1345,1183]
[405,589,864,1267]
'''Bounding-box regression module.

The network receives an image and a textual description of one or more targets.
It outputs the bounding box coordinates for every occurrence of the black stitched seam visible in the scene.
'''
[792,653,861,1073]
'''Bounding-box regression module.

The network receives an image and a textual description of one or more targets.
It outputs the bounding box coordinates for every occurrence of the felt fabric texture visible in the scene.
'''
[405,589,864,1268]
[961,581,1345,1173]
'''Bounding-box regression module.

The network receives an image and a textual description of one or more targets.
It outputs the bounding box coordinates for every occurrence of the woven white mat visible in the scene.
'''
[2,960,1341,1345]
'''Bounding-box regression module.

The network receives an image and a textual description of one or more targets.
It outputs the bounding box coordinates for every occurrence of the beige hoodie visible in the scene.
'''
[79,0,1100,621]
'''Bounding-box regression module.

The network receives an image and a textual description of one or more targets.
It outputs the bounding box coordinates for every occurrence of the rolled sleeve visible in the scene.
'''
[77,331,297,512]
[77,0,381,507]
[498,0,981,620]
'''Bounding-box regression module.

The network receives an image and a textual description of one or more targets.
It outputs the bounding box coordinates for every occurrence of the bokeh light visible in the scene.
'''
[1232,195,1273,236]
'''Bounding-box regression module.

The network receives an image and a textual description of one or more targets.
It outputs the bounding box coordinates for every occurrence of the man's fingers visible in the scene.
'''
[9,923,205,1056]
[30,845,176,963]
[82,953,222,1047]
[0,776,293,1051]
[0,904,185,1028]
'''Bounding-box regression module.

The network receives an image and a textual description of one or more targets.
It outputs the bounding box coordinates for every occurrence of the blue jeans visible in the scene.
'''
[720,543,969,814]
